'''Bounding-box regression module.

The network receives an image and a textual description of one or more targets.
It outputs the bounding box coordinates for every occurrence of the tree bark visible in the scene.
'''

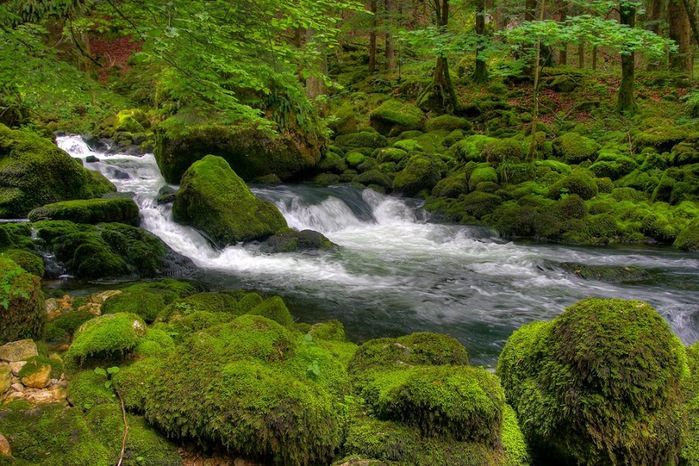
[617,1,638,114]
[645,0,663,69]
[369,0,377,72]
[669,0,693,74]
[578,43,585,68]
[558,0,567,65]
[384,0,395,70]
[680,0,699,48]
[473,0,488,82]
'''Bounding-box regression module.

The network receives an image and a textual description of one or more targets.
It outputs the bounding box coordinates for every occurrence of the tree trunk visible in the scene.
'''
[669,0,693,74]
[369,0,377,72]
[680,0,699,48]
[473,0,488,83]
[617,1,638,114]
[384,0,395,70]
[417,0,458,114]
[578,43,585,68]
[592,45,598,70]
[558,1,567,65]
[305,28,326,101]
[646,0,663,69]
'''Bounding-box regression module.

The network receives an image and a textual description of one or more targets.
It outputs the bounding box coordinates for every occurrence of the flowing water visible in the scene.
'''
[57,135,699,366]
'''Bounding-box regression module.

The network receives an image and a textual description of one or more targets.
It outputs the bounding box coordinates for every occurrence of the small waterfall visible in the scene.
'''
[55,135,699,366]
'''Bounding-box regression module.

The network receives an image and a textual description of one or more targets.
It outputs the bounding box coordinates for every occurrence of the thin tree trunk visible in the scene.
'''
[680,0,699,48]
[529,0,546,160]
[384,0,395,70]
[369,0,377,72]
[617,1,638,114]
[592,45,598,70]
[559,1,567,65]
[646,0,663,69]
[473,0,488,82]
[578,43,585,68]
[669,0,693,74]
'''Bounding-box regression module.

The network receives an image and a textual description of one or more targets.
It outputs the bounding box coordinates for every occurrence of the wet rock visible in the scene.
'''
[157,185,177,204]
[0,339,38,362]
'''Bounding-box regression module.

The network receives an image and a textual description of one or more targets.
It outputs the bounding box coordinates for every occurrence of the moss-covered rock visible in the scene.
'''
[131,314,348,465]
[262,229,336,253]
[157,291,240,323]
[1,249,44,277]
[450,135,497,163]
[33,220,170,279]
[0,401,112,465]
[65,313,147,367]
[0,257,44,345]
[633,125,698,153]
[27,198,140,226]
[425,115,470,132]
[432,173,469,199]
[355,170,393,190]
[469,166,498,192]
[248,295,294,325]
[674,218,699,251]
[172,155,287,245]
[462,191,503,219]
[392,155,441,196]
[552,132,600,164]
[155,122,322,184]
[497,298,687,465]
[369,100,425,136]
[67,370,118,410]
[0,223,32,250]
[101,290,167,324]
[335,131,388,151]
[0,124,115,218]
[547,171,599,200]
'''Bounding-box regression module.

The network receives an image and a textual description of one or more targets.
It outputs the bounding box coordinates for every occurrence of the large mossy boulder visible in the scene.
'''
[552,132,600,164]
[0,124,115,218]
[65,313,147,367]
[0,257,45,345]
[369,100,425,136]
[392,155,441,196]
[33,220,170,279]
[674,217,699,251]
[115,314,352,465]
[28,198,140,225]
[155,122,322,184]
[172,155,287,245]
[497,298,687,465]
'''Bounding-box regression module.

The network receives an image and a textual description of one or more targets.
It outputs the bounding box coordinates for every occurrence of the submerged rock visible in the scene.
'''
[28,197,140,226]
[261,229,337,253]
[0,124,115,218]
[173,155,287,245]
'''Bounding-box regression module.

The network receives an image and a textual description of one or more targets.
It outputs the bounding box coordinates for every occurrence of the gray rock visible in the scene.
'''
[0,339,38,362]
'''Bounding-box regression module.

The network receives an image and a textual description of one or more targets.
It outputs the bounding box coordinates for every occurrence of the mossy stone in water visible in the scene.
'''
[0,124,115,218]
[674,218,699,251]
[173,155,287,245]
[392,155,441,196]
[28,197,140,226]
[497,298,687,465]
[0,257,45,345]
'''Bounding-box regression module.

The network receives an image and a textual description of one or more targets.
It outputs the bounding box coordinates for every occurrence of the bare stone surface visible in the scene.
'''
[0,339,38,362]
[21,363,51,389]
[9,361,26,376]
[0,433,10,457]
[0,365,10,394]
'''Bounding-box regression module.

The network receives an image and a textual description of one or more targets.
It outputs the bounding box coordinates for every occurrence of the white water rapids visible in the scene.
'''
[57,135,699,366]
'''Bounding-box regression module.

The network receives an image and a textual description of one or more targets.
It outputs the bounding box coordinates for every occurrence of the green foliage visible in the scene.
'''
[172,155,287,245]
[0,256,44,344]
[28,198,140,226]
[65,312,147,367]
[497,298,687,465]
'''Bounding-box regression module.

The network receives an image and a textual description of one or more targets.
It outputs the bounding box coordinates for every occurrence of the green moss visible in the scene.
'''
[65,313,147,367]
[355,170,393,190]
[342,413,505,466]
[28,198,140,226]
[0,124,115,218]
[67,370,118,411]
[536,159,572,174]
[369,100,425,136]
[102,290,166,323]
[17,355,54,380]
[130,314,347,465]
[462,191,503,219]
[360,365,504,443]
[86,404,183,466]
[0,257,45,345]
[469,166,498,191]
[1,249,44,277]
[547,172,599,200]
[135,328,175,358]
[49,310,95,338]
[247,295,294,325]
[501,404,529,466]
[349,332,468,376]
[308,320,346,342]
[158,291,240,322]
[393,139,423,153]
[552,133,600,164]
[484,139,525,164]
[0,402,112,465]
[425,115,470,132]
[173,155,287,245]
[122,279,198,303]
[0,223,33,249]
[633,125,698,152]
[155,123,323,183]
[376,147,408,164]
[335,131,388,150]
[497,298,687,465]
[33,220,169,279]
[450,135,498,163]
[346,151,366,167]
[432,173,469,199]
[237,292,264,313]
[674,218,699,250]
[392,155,441,196]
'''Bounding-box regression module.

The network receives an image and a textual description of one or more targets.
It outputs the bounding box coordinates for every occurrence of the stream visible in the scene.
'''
[56,135,699,366]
